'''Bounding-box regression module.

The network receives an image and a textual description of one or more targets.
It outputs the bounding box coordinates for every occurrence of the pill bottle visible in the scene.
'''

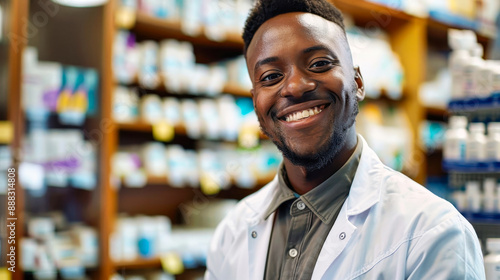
[444,116,468,162]
[466,122,487,163]
[485,238,500,280]
[487,122,500,164]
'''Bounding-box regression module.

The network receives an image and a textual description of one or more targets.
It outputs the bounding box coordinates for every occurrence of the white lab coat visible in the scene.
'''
[205,136,485,280]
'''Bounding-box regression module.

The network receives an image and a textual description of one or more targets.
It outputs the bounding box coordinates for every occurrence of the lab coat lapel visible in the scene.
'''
[243,177,279,280]
[247,213,274,280]
[312,136,383,280]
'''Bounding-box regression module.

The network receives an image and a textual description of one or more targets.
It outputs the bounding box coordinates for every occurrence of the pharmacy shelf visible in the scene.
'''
[116,121,267,141]
[448,96,500,113]
[115,79,251,98]
[120,175,275,190]
[425,106,449,119]
[331,0,414,30]
[114,258,162,270]
[123,11,244,49]
[443,162,500,173]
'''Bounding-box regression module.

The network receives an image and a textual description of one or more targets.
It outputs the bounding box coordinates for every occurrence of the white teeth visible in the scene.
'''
[284,106,324,122]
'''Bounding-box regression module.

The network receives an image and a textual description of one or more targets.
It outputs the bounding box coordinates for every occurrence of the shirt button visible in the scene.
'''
[339,232,346,240]
[289,248,298,258]
[297,201,306,210]
[251,231,257,238]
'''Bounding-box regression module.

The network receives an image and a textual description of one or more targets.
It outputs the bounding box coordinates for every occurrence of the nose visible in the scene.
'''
[280,68,316,98]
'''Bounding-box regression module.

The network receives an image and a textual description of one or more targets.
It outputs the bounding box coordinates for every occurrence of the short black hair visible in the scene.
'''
[242,0,346,54]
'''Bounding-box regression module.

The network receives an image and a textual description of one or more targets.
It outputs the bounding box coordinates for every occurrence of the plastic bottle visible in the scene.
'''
[444,116,469,162]
[466,122,487,163]
[464,44,484,98]
[448,29,477,100]
[466,181,482,213]
[487,122,500,164]
[485,238,500,280]
[497,183,500,213]
[483,178,497,213]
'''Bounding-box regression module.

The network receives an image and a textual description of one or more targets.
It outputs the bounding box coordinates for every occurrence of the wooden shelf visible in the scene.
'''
[114,258,162,269]
[223,83,251,97]
[116,121,268,140]
[121,175,275,190]
[426,17,492,52]
[116,78,252,98]
[128,12,244,49]
[425,106,449,118]
[331,0,415,31]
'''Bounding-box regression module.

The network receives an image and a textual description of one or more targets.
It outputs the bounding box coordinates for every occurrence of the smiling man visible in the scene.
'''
[205,0,485,279]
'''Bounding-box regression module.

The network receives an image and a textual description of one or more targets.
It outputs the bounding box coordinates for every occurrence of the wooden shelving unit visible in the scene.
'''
[131,12,244,49]
[1,0,28,280]
[3,0,494,278]
[114,258,162,270]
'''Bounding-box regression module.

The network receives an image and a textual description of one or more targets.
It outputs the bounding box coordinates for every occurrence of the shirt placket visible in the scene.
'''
[281,199,311,280]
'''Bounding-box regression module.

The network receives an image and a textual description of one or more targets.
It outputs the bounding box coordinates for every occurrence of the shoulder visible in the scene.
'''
[378,166,461,231]
[212,177,278,241]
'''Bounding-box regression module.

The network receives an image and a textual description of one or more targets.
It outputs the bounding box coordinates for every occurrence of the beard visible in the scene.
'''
[262,90,359,172]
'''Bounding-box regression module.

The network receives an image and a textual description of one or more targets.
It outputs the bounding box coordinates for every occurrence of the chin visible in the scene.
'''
[275,132,344,171]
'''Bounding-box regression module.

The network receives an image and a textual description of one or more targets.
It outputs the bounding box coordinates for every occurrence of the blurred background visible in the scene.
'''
[1,0,500,279]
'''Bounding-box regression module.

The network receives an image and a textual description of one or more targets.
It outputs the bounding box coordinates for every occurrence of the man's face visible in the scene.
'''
[246,12,364,170]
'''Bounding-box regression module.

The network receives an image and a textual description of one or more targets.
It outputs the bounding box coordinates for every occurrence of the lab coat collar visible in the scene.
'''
[243,135,384,280]
[313,135,384,279]
[345,135,383,217]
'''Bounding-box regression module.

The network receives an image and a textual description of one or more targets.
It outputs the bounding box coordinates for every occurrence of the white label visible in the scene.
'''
[445,138,466,161]
[485,262,500,280]
[466,141,486,162]
[486,141,500,161]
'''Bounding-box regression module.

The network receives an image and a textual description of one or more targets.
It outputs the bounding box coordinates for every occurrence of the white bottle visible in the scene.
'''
[444,116,468,162]
[483,178,497,213]
[487,122,500,163]
[497,183,500,213]
[485,238,500,280]
[465,181,482,212]
[466,122,487,163]
[464,45,484,98]
[448,29,476,100]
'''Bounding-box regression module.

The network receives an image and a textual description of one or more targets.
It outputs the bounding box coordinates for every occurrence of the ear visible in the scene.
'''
[354,66,365,102]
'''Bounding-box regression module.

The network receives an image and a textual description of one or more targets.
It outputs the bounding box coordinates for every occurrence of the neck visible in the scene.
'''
[284,129,358,195]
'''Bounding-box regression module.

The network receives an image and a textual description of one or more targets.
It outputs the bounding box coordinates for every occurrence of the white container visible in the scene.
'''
[465,181,482,212]
[138,41,160,89]
[497,183,500,213]
[444,116,468,162]
[487,122,500,162]
[483,178,497,213]
[485,238,500,280]
[464,56,484,98]
[466,122,487,163]
[140,94,163,124]
[491,65,500,94]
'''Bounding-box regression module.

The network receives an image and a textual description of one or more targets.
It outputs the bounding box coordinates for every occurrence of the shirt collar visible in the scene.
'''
[264,136,363,223]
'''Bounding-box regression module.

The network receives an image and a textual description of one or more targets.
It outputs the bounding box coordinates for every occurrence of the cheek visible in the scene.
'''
[254,95,271,120]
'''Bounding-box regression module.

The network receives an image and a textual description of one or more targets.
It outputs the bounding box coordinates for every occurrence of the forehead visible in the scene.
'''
[246,12,347,65]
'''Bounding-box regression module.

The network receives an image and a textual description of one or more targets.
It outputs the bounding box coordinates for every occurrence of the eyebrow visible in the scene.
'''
[254,56,279,75]
[303,45,337,59]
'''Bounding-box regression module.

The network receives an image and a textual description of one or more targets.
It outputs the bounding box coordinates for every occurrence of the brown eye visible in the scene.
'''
[262,73,282,82]
[310,60,332,69]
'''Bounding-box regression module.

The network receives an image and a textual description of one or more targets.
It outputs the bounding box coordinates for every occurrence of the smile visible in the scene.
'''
[283,105,326,122]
